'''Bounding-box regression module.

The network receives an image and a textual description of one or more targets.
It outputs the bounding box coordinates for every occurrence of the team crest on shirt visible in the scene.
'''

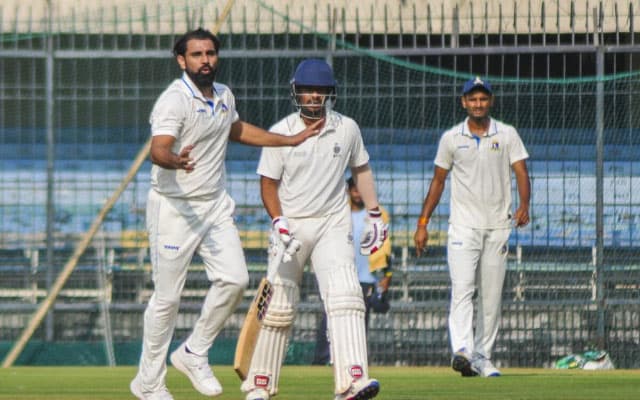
[491,141,500,151]
[333,142,341,157]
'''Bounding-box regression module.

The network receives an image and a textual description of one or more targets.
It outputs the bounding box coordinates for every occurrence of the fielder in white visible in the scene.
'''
[413,76,531,378]
[241,59,387,400]
[130,28,320,400]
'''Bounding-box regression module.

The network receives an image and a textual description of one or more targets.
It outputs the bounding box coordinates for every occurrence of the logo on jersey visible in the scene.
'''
[163,244,180,251]
[491,141,500,151]
[348,365,364,379]
[347,232,353,244]
[254,374,270,387]
[333,142,341,158]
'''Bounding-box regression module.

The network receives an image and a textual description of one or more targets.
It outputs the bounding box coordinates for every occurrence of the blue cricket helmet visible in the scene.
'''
[290,59,337,87]
[290,59,337,119]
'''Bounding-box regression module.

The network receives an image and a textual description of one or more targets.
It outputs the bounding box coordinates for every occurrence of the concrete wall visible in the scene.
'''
[1,0,636,35]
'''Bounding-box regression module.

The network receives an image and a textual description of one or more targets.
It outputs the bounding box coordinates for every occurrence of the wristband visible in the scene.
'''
[368,209,382,218]
[384,271,393,278]
[417,216,429,227]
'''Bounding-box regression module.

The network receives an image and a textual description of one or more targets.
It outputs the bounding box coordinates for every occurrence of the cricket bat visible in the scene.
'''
[233,239,300,380]
[233,275,274,380]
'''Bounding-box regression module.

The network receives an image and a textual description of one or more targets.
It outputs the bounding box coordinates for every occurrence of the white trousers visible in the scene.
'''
[244,205,369,395]
[137,189,249,392]
[447,224,511,360]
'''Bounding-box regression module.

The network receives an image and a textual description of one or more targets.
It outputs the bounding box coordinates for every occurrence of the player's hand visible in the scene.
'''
[360,209,388,256]
[272,216,292,245]
[177,144,195,172]
[290,118,324,145]
[414,226,428,257]
[270,216,302,263]
[378,275,392,292]
[513,205,530,227]
[282,238,301,263]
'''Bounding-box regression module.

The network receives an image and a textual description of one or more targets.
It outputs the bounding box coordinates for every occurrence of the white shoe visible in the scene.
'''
[246,388,270,400]
[334,378,380,400]
[130,375,174,400]
[471,357,501,377]
[170,343,223,396]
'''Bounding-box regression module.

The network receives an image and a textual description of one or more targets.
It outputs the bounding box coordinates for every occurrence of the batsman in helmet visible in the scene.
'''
[240,59,387,400]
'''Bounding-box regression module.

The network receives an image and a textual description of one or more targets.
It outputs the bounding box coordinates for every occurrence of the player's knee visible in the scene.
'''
[232,274,250,293]
[225,268,250,290]
[263,278,299,328]
[326,265,366,315]
[326,263,362,296]
[326,292,366,316]
[151,291,182,312]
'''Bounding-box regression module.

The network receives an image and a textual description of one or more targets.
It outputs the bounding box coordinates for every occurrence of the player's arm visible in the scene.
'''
[512,159,531,227]
[414,166,448,257]
[378,261,393,292]
[351,164,389,255]
[350,163,379,211]
[229,119,323,147]
[260,175,283,220]
[150,134,195,172]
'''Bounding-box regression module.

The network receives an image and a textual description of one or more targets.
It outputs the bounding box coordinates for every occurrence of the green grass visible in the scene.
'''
[0,365,639,399]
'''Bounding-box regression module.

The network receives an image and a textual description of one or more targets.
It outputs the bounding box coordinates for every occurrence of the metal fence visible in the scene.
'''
[1,0,639,368]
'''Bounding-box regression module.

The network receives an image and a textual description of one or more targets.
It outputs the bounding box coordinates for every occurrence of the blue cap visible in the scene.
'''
[291,59,337,87]
[462,76,492,95]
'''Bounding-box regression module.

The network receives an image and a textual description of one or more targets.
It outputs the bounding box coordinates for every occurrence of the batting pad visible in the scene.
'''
[241,278,299,396]
[325,265,369,394]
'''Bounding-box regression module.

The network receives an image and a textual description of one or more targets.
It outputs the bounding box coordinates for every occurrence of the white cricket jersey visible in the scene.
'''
[149,72,240,199]
[257,112,369,218]
[434,117,529,229]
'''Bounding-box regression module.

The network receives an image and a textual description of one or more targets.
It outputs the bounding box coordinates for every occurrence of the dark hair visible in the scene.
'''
[173,28,221,57]
[346,176,356,189]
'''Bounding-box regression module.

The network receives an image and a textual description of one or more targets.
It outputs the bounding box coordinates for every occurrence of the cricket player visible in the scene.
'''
[413,76,531,378]
[130,29,321,400]
[240,59,387,400]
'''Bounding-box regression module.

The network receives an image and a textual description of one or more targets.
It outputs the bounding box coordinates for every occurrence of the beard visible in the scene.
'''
[186,66,217,89]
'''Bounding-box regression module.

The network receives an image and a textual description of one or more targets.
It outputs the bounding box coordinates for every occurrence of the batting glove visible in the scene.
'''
[272,216,292,245]
[282,238,302,263]
[270,216,301,263]
[360,209,388,256]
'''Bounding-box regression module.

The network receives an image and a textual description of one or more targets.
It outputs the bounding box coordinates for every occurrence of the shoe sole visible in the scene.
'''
[170,351,223,397]
[451,355,478,377]
[348,380,380,400]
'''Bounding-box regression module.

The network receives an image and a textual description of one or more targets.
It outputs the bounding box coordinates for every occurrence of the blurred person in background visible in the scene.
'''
[413,76,530,378]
